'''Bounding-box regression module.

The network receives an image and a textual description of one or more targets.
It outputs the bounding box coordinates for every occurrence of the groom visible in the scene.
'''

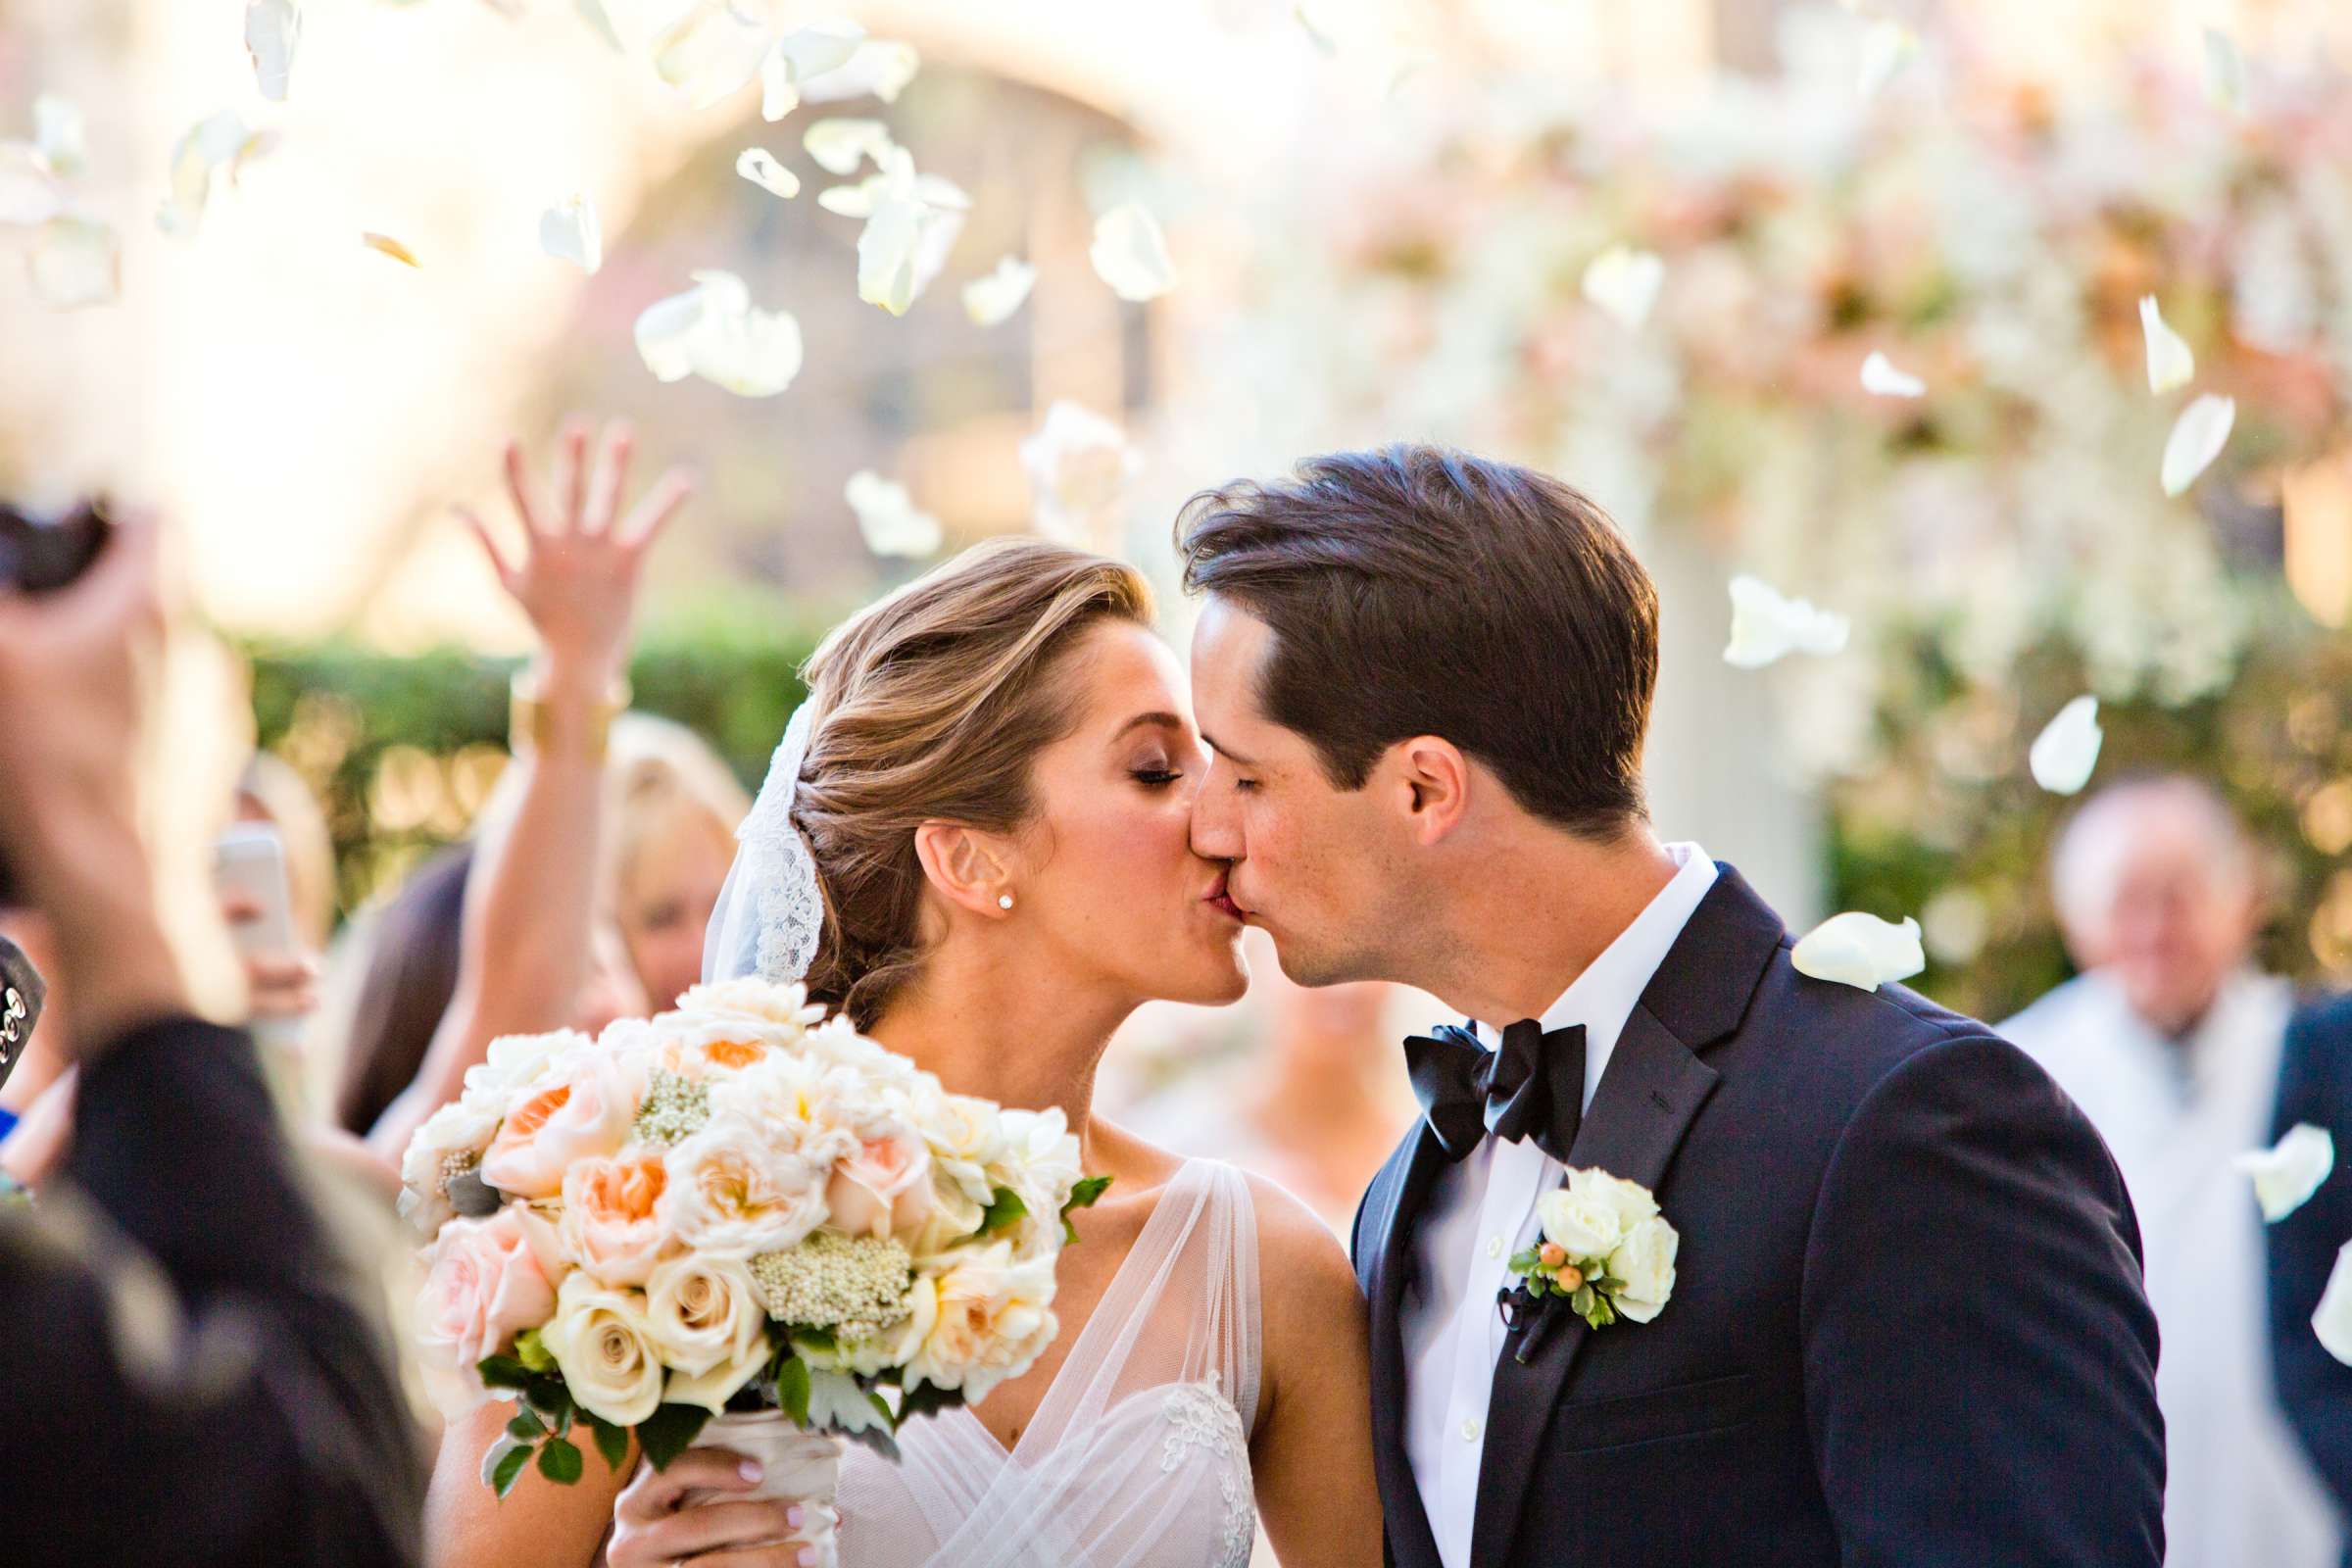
[1175,446,2165,1568]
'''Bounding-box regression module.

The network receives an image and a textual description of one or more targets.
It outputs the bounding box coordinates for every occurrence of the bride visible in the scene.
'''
[424,535,1382,1567]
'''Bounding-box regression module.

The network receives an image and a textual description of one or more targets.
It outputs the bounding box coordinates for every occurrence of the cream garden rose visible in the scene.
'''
[910,1240,1059,1405]
[660,1108,831,1259]
[560,1150,676,1286]
[541,1272,667,1427]
[644,1253,772,1411]
[479,1043,647,1199]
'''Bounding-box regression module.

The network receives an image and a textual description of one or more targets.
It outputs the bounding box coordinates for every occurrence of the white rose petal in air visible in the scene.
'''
[2138,296,2194,394]
[853,151,967,315]
[1860,351,1925,398]
[2161,394,2235,498]
[1791,912,1926,993]
[795,39,920,105]
[736,148,800,200]
[2204,27,2247,114]
[804,118,895,177]
[1581,244,1664,330]
[246,0,301,103]
[962,256,1035,327]
[27,217,121,309]
[539,191,602,273]
[760,20,865,122]
[0,142,61,227]
[1857,18,1916,102]
[653,2,769,111]
[1089,203,1176,302]
[634,270,803,398]
[845,469,943,558]
[156,111,270,238]
[574,0,624,51]
[1722,574,1849,668]
[2028,696,2102,796]
[1020,401,1142,545]
[2318,1243,2352,1366]
[2235,1124,2335,1223]
[33,96,86,177]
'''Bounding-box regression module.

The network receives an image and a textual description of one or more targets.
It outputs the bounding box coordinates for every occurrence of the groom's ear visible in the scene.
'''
[912,821,1016,918]
[1390,735,1471,846]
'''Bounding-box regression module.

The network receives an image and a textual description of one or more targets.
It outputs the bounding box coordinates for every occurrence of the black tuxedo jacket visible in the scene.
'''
[2267,990,2352,1566]
[1351,865,2165,1568]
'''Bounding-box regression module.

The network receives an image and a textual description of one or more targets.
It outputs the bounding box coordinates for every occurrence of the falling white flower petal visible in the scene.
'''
[0,142,62,227]
[156,111,269,238]
[1581,244,1664,330]
[962,256,1036,327]
[1723,575,1849,668]
[1857,18,1916,102]
[1020,401,1141,545]
[27,216,121,309]
[2235,1124,2335,1223]
[858,193,926,316]
[817,181,877,219]
[2161,394,2235,498]
[803,118,895,177]
[1791,912,1926,993]
[33,97,85,177]
[1089,204,1176,302]
[848,151,965,315]
[2138,296,2195,394]
[653,1,769,111]
[2318,1243,2352,1366]
[2027,696,2102,796]
[634,270,802,397]
[539,192,602,274]
[2204,27,2247,115]
[795,39,919,105]
[363,231,422,268]
[574,0,625,51]
[845,469,943,558]
[246,0,301,103]
[760,20,865,122]
[1860,351,1925,398]
[736,147,800,200]
[1294,3,1338,55]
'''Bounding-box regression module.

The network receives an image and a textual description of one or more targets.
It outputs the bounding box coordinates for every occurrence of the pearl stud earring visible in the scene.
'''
[998,894,1014,910]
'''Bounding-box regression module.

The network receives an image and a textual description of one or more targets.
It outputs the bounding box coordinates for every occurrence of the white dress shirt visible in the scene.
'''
[2003,971,2342,1568]
[1401,843,1718,1568]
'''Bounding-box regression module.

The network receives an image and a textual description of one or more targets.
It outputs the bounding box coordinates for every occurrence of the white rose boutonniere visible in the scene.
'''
[1514,1167,1678,1334]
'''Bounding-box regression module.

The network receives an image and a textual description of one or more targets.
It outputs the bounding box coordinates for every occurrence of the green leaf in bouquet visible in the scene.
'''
[775,1353,812,1427]
[1570,1285,1595,1318]
[896,1379,966,1424]
[635,1402,714,1472]
[981,1186,1029,1236]
[507,1407,548,1444]
[514,1328,556,1374]
[588,1413,630,1473]
[485,1438,534,1499]
[477,1353,535,1392]
[790,1326,839,1357]
[1060,1175,1112,1243]
[524,1381,573,1437]
[536,1437,584,1485]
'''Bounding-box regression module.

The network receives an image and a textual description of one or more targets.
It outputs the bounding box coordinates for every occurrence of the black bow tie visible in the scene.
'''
[1404,1018,1587,1164]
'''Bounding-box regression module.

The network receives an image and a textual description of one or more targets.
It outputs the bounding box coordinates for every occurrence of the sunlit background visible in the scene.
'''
[10,0,2352,1148]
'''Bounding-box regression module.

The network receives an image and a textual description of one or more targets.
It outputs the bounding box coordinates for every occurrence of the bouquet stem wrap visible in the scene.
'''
[685,1411,843,1567]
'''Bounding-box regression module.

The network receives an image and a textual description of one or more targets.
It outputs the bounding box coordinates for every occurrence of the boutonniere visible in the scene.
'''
[1506,1167,1679,1338]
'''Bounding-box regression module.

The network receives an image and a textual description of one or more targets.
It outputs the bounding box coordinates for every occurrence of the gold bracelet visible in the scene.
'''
[509,667,630,760]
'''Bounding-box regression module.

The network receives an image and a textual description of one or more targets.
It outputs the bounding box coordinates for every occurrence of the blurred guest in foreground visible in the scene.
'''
[0,513,422,1567]
[2267,988,2352,1563]
[2003,774,2341,1568]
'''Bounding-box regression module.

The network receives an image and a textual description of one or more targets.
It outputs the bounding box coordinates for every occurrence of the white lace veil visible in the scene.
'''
[702,701,826,986]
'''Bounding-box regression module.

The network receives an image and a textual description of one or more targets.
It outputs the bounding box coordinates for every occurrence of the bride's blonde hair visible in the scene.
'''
[793,538,1152,1027]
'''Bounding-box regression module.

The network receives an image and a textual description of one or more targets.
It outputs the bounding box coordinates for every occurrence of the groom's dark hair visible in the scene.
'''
[1175,444,1657,837]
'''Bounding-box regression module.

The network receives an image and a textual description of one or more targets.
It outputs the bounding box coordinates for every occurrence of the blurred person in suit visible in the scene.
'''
[2004,774,2341,1568]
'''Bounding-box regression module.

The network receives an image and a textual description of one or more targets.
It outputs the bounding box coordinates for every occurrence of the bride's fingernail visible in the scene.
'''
[787,1505,806,1529]
[739,1459,763,1483]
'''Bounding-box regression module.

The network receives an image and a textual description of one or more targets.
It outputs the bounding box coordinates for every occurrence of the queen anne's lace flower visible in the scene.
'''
[752,1234,916,1341]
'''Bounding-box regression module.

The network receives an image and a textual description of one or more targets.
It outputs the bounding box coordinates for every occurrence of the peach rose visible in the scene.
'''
[479,1046,646,1200]
[559,1150,676,1286]
[658,1108,830,1259]
[907,1240,1058,1405]
[826,1121,933,1242]
[415,1206,564,1415]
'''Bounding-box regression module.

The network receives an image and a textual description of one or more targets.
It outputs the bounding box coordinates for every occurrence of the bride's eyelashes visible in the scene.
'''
[1130,765,1185,788]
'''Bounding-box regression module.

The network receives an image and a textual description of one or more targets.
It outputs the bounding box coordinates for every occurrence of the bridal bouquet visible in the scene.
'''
[399,978,1105,1559]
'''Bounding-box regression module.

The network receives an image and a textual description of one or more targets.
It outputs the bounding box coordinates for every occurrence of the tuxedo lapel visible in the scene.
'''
[1465,865,1782,1568]
[1363,1123,1452,1568]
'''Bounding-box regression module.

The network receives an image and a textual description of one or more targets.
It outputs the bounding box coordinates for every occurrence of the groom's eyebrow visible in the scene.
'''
[1200,732,1254,765]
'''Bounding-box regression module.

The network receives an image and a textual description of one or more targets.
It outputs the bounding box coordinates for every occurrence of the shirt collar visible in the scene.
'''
[1474,841,1718,1051]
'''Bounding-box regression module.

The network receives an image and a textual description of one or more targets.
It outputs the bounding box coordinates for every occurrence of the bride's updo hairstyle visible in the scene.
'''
[792,537,1152,1028]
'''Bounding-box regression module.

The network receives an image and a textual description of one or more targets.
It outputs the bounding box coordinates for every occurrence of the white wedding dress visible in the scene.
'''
[834,1158,1263,1568]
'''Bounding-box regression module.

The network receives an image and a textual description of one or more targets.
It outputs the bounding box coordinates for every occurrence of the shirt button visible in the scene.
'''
[1486,1234,1504,1259]
[1461,1417,1482,1442]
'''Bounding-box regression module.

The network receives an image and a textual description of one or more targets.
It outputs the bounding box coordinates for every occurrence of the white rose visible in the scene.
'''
[462,1027,587,1103]
[908,1241,1058,1405]
[673,977,826,1032]
[644,1254,774,1412]
[399,1096,503,1228]
[925,1093,1007,1207]
[1606,1214,1680,1324]
[1536,1189,1622,1259]
[540,1272,665,1427]
[660,1108,831,1259]
[1569,1167,1661,1232]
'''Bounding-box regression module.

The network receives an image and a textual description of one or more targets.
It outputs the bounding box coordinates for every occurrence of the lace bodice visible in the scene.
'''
[834,1159,1262,1568]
